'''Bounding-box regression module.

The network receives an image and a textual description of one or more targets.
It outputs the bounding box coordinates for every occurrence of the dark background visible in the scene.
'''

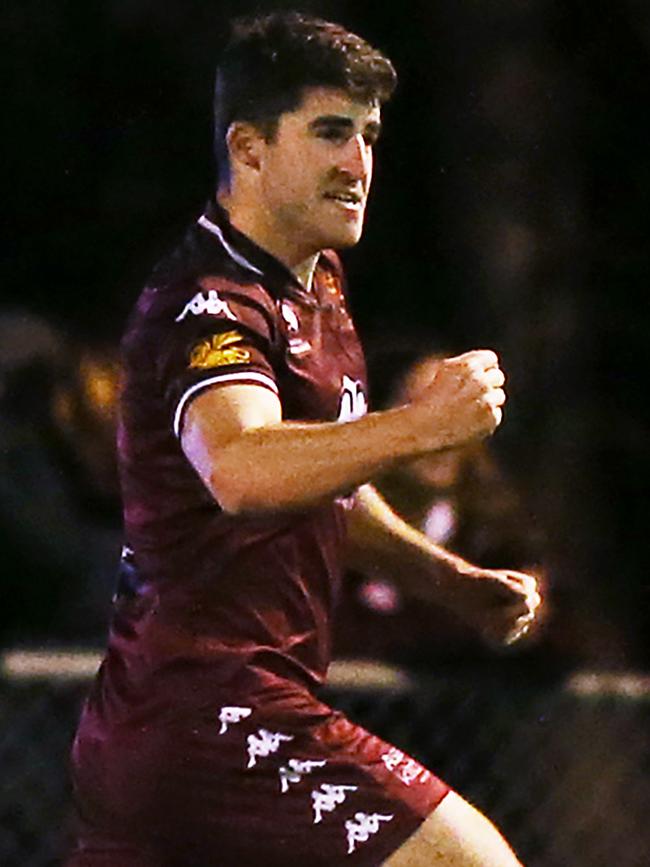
[4,0,649,666]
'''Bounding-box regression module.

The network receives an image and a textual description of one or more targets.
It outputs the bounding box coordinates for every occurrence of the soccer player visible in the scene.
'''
[68,12,541,866]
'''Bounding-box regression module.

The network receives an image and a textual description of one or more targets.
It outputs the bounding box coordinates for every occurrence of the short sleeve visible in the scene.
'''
[159,277,280,437]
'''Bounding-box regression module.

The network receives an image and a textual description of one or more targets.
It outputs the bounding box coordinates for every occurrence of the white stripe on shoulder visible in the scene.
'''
[198,215,264,276]
[173,371,279,437]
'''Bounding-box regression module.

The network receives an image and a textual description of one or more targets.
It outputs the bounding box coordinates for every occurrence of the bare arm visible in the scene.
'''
[345,483,475,606]
[346,483,542,646]
[180,349,505,514]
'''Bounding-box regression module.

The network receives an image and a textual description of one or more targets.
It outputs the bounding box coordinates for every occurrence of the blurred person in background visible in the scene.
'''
[0,310,121,645]
[335,344,548,670]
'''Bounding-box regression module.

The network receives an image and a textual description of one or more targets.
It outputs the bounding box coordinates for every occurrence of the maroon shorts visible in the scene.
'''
[67,686,450,866]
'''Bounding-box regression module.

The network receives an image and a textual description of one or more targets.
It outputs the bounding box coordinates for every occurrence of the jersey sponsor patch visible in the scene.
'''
[337,374,368,422]
[188,331,251,369]
[381,748,431,786]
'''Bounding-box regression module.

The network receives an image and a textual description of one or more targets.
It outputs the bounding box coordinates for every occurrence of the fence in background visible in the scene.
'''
[1,650,648,866]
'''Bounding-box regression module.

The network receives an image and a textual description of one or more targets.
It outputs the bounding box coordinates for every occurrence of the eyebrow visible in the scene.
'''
[309,115,382,137]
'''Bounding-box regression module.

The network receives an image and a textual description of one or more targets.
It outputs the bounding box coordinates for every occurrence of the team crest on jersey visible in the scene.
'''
[281,300,311,356]
[320,271,339,296]
[188,331,250,370]
[280,300,300,332]
[175,289,236,322]
[337,375,367,422]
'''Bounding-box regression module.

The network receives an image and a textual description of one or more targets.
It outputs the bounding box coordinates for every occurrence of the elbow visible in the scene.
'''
[207,467,273,516]
[208,473,249,516]
[209,474,295,516]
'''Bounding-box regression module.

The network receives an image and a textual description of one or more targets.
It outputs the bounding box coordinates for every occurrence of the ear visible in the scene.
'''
[226,122,265,172]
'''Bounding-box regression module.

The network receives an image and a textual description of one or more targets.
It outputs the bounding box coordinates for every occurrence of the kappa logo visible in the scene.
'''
[311,783,358,824]
[345,812,394,854]
[278,758,327,794]
[175,289,236,322]
[337,374,368,423]
[217,706,252,736]
[246,728,294,769]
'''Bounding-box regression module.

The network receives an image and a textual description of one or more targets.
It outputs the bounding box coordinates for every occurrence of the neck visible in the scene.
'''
[218,188,319,291]
[292,255,319,292]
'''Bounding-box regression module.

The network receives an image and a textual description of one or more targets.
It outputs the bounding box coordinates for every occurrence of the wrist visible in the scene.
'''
[425,550,478,607]
[388,402,450,460]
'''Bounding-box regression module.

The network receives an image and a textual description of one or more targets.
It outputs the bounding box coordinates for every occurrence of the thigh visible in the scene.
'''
[234,707,452,865]
[72,695,451,866]
[382,791,523,867]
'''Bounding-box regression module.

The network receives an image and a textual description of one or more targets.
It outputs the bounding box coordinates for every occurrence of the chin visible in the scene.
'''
[325,225,365,250]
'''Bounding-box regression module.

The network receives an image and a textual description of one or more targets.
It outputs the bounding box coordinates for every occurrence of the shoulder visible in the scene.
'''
[173,276,278,329]
[127,257,280,344]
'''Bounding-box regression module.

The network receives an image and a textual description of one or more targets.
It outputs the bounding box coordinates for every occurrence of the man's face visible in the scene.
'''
[257,88,381,262]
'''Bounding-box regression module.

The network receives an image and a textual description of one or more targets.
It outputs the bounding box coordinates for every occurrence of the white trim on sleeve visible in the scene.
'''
[173,371,279,438]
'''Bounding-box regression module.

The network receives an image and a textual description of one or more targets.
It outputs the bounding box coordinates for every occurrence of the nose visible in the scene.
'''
[340,133,372,182]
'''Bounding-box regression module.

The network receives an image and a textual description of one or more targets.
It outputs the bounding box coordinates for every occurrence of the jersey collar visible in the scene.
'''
[197,199,327,305]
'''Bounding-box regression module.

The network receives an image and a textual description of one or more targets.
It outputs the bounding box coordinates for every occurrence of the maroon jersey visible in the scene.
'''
[68,202,450,866]
[99,200,368,715]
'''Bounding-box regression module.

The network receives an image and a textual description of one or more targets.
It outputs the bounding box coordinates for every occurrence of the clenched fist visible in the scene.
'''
[406,350,506,452]
[444,566,543,648]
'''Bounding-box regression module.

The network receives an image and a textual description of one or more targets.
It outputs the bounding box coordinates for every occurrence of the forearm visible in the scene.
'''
[182,348,504,515]
[189,406,440,515]
[345,483,476,606]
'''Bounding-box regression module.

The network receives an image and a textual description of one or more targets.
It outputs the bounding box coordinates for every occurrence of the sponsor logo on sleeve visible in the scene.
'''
[217,706,252,735]
[381,748,431,786]
[345,812,394,854]
[311,783,358,824]
[278,758,327,793]
[337,375,367,422]
[175,289,237,322]
[246,728,294,769]
[188,331,251,369]
[381,747,405,772]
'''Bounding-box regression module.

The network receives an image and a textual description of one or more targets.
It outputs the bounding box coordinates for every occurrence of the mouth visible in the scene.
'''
[323,190,364,211]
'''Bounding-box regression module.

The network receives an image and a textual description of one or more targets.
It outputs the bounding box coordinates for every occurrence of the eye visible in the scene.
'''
[317,127,348,143]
